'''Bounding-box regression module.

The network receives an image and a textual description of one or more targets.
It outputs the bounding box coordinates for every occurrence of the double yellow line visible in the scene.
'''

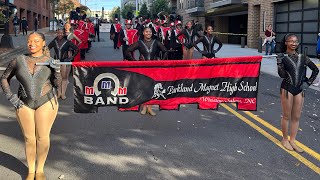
[221,103,320,175]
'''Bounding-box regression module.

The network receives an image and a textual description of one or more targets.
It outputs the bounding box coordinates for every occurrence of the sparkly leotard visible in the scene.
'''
[1,55,61,109]
[277,53,319,96]
[126,39,168,60]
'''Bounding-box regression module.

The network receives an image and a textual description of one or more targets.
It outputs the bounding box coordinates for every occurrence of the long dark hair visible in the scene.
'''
[279,33,297,53]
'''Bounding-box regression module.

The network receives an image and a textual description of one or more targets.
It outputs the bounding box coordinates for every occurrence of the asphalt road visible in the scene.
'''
[0,32,319,180]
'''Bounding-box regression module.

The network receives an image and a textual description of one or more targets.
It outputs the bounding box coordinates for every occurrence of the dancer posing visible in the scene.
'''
[48,28,79,99]
[1,32,61,180]
[193,25,223,58]
[126,27,168,115]
[276,33,319,152]
[177,21,200,60]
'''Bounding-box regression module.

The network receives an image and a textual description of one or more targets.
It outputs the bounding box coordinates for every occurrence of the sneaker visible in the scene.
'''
[312,83,319,87]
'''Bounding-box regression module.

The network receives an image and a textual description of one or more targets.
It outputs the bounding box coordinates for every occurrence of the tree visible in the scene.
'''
[0,5,8,22]
[150,0,169,15]
[55,0,75,19]
[109,6,120,23]
[121,4,134,19]
[49,0,60,19]
[139,3,149,18]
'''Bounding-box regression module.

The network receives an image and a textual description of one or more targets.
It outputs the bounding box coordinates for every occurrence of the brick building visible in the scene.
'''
[0,0,52,33]
[174,0,320,56]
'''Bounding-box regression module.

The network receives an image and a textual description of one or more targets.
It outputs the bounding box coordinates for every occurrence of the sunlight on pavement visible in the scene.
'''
[75,151,147,172]
[118,138,145,148]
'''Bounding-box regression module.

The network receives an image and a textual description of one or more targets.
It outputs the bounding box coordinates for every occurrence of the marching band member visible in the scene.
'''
[193,25,223,59]
[125,27,168,115]
[119,12,139,60]
[165,21,183,60]
[48,28,79,99]
[158,17,171,45]
[110,14,122,49]
[134,17,141,30]
[177,21,200,60]
[77,15,89,59]
[86,18,95,52]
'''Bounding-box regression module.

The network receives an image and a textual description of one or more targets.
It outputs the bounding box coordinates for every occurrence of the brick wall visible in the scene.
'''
[247,0,274,48]
[6,0,52,33]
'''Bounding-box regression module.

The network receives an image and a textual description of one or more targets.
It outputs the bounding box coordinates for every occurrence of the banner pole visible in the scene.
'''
[36,62,73,66]
[262,55,277,58]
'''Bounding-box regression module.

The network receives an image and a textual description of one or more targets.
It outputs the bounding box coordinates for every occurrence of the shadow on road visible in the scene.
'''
[0,151,28,178]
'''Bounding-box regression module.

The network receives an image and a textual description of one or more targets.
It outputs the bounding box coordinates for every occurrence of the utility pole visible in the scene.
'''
[0,0,14,48]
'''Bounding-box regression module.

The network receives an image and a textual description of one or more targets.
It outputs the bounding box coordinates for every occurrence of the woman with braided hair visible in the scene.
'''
[276,33,319,152]
[1,32,62,180]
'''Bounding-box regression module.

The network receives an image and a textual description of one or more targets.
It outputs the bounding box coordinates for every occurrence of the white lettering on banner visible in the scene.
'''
[194,83,220,94]
[167,83,194,95]
[84,73,129,105]
[200,97,255,104]
[154,81,258,98]
[84,97,130,105]
[220,82,238,95]
[238,81,258,92]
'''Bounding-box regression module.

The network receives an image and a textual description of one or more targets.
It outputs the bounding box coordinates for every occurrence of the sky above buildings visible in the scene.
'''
[85,0,120,11]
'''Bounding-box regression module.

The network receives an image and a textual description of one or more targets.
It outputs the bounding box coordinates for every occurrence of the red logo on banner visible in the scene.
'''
[85,86,94,95]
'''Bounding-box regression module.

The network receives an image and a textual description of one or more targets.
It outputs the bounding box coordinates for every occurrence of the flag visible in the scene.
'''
[73,56,262,113]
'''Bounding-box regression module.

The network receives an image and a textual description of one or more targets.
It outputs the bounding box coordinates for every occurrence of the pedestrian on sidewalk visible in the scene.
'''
[94,14,101,42]
[12,14,20,36]
[265,24,276,55]
[126,27,168,116]
[276,33,319,153]
[21,17,28,35]
[34,17,39,31]
[0,32,61,180]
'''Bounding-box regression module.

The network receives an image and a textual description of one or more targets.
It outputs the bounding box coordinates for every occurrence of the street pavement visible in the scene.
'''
[0,31,319,180]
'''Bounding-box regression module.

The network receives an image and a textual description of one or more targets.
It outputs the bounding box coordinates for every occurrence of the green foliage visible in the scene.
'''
[55,0,75,18]
[150,0,169,15]
[139,3,149,18]
[109,6,120,22]
[0,5,8,22]
[121,4,134,19]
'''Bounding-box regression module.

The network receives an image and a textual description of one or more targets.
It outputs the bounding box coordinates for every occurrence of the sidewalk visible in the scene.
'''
[0,27,55,48]
[0,27,56,66]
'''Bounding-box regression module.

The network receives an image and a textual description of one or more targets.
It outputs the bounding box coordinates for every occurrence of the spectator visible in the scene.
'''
[264,24,276,55]
[21,17,28,35]
[94,14,101,42]
[12,14,20,36]
[34,17,39,31]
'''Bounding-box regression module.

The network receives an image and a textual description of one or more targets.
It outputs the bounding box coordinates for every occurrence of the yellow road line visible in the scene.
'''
[221,104,320,175]
[316,64,320,67]
[230,103,320,162]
